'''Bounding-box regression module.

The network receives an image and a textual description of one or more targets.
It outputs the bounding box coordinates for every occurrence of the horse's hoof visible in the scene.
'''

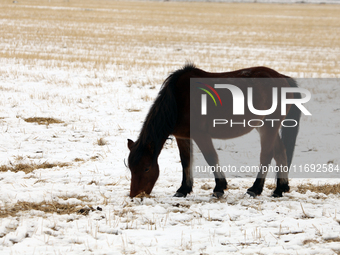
[212,192,224,198]
[174,192,186,198]
[272,192,283,198]
[246,190,257,198]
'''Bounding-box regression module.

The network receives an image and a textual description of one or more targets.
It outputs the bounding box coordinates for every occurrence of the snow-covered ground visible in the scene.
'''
[0,1,340,254]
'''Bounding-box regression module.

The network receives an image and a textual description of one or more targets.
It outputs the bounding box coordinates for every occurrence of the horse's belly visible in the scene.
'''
[209,124,255,139]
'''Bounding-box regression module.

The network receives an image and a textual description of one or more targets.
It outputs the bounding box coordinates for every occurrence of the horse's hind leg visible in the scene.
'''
[174,138,193,197]
[272,134,290,197]
[193,134,227,198]
[247,125,277,197]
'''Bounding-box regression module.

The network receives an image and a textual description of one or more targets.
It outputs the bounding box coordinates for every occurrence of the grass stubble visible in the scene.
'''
[0,0,339,76]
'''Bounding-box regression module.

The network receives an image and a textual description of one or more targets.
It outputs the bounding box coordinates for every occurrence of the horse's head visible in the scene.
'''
[127,139,159,197]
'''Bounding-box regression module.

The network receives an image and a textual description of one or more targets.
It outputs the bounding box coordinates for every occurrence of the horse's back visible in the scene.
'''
[171,64,293,139]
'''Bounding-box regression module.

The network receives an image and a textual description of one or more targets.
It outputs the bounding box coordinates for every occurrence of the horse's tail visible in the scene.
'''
[281,78,301,168]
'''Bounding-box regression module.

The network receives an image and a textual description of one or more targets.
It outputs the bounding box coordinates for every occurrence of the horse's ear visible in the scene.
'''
[127,139,135,151]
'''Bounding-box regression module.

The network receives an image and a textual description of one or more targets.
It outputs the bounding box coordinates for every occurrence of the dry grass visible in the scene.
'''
[73,158,85,162]
[88,180,98,185]
[297,183,340,195]
[24,117,63,125]
[303,239,319,245]
[0,162,69,174]
[90,156,99,160]
[0,200,92,218]
[127,108,141,112]
[79,81,102,88]
[141,94,153,102]
[0,0,339,75]
[266,183,276,190]
[262,182,340,195]
[324,237,340,243]
[200,183,212,190]
[97,138,107,146]
[134,192,154,199]
[0,193,94,218]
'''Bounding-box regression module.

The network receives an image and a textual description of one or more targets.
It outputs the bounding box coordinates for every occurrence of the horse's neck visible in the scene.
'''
[137,81,176,157]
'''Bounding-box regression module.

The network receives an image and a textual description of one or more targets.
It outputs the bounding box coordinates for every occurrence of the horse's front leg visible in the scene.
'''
[174,138,193,197]
[193,133,227,198]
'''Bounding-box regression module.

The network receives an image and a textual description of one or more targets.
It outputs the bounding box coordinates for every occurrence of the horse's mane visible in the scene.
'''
[129,63,197,166]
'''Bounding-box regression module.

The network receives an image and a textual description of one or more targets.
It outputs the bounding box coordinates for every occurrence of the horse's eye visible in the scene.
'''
[145,168,150,172]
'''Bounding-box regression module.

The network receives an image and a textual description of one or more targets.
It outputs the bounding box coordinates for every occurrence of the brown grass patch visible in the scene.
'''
[24,117,63,125]
[266,183,276,190]
[0,201,83,218]
[97,138,107,146]
[297,183,340,195]
[88,180,98,185]
[90,156,99,160]
[0,194,94,218]
[134,192,154,199]
[324,237,340,243]
[127,108,141,112]
[0,162,70,174]
[303,239,319,245]
[74,158,85,162]
[200,183,212,190]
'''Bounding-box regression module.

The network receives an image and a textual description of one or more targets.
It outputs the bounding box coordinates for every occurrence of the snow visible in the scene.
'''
[1,71,339,253]
[0,1,340,254]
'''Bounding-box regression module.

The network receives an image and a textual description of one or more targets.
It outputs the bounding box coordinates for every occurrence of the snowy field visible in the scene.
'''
[0,0,340,254]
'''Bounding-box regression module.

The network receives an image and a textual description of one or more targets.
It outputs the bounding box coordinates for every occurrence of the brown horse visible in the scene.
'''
[127,63,301,198]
